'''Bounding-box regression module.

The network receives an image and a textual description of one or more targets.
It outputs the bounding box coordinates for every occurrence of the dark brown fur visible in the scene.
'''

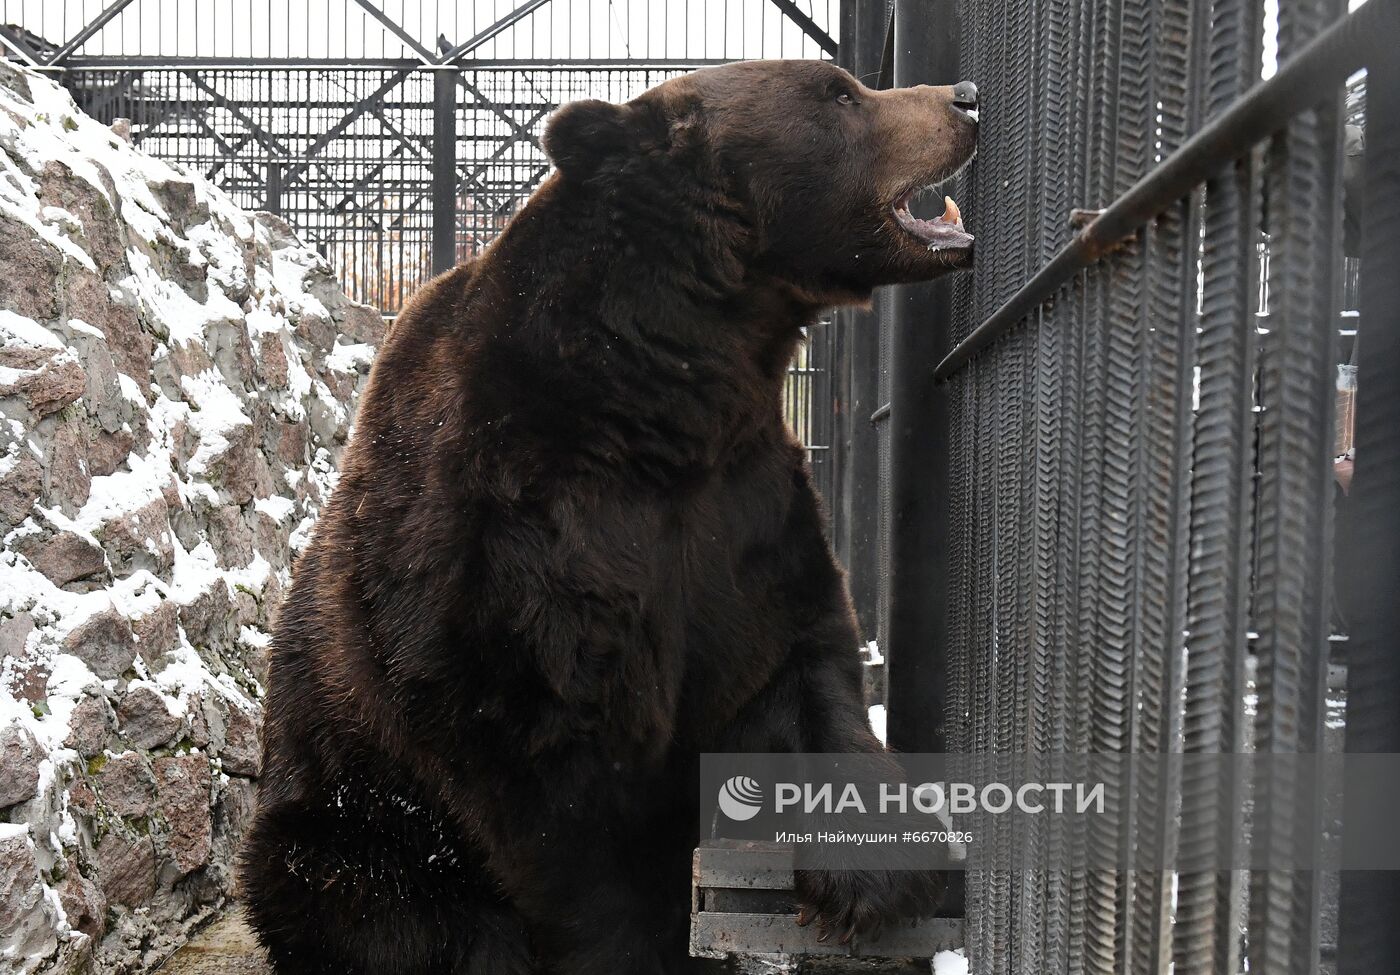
[240,59,977,975]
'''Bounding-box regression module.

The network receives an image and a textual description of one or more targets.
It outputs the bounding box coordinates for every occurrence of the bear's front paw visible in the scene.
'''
[793,867,945,945]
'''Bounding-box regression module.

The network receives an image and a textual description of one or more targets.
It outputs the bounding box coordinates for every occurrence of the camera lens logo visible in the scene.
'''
[717,776,764,821]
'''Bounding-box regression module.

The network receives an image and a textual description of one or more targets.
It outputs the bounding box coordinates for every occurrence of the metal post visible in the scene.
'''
[1339,31,1400,975]
[265,160,282,215]
[431,68,458,275]
[884,0,959,754]
[832,0,895,638]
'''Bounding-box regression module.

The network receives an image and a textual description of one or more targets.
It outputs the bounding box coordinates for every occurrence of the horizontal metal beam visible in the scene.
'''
[49,56,729,72]
[932,0,1390,381]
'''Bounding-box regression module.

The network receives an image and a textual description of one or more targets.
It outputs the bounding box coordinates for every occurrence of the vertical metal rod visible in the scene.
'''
[883,0,960,755]
[265,158,283,214]
[431,66,458,275]
[832,0,895,637]
[1338,28,1400,975]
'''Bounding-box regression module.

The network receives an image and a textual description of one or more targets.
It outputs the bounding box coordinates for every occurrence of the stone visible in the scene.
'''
[206,424,260,506]
[96,832,156,908]
[221,704,261,778]
[0,353,86,416]
[206,503,255,568]
[0,449,42,527]
[336,303,386,345]
[71,337,127,434]
[252,335,288,389]
[36,158,124,274]
[67,776,97,815]
[14,528,108,589]
[274,420,308,468]
[0,213,62,321]
[131,598,179,664]
[0,612,35,664]
[63,270,152,381]
[214,777,257,857]
[97,494,174,578]
[45,416,92,515]
[64,695,114,758]
[207,320,258,391]
[5,655,49,707]
[150,179,207,229]
[87,425,134,478]
[57,870,106,940]
[97,751,156,818]
[0,826,59,963]
[293,312,335,355]
[62,607,137,679]
[0,723,44,809]
[154,755,212,874]
[178,585,233,649]
[117,685,181,750]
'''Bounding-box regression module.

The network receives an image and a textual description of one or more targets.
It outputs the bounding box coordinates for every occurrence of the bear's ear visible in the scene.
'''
[543,99,633,178]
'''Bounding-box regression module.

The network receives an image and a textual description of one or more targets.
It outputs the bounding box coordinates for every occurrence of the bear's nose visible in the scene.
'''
[952,81,979,112]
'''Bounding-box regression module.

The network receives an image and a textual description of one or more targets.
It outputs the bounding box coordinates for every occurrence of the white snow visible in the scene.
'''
[0,308,63,349]
[933,949,970,975]
[868,704,887,745]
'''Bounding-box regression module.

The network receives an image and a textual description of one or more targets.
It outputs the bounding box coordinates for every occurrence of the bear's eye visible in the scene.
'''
[836,92,856,106]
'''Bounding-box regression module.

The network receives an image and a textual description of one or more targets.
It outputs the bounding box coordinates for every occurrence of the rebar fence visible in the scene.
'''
[877,0,1398,972]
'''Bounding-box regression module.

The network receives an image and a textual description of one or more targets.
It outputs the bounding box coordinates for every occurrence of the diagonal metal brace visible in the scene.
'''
[45,0,140,65]
[767,0,838,57]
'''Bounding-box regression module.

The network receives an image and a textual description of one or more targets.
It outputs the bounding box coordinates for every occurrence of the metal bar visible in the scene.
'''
[1338,34,1400,975]
[438,0,556,64]
[933,0,1389,382]
[432,68,459,274]
[349,0,437,63]
[883,0,958,755]
[1248,0,1346,964]
[179,71,295,157]
[1173,0,1264,970]
[265,161,283,215]
[46,57,728,71]
[831,0,892,637]
[0,26,42,67]
[458,77,545,153]
[766,0,839,57]
[44,0,140,65]
[278,69,417,192]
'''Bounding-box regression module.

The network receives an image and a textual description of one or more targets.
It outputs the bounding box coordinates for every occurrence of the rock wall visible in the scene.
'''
[0,62,381,972]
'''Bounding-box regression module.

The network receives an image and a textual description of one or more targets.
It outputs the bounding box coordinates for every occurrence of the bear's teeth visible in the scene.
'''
[941,196,962,225]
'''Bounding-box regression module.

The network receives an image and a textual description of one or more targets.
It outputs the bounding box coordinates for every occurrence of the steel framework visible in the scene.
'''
[3,0,839,489]
[3,0,838,313]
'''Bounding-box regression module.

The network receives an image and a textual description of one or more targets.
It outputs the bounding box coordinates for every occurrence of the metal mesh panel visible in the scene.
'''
[928,0,1389,972]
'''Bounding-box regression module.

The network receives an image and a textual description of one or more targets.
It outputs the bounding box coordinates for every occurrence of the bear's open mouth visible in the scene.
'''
[892,189,974,251]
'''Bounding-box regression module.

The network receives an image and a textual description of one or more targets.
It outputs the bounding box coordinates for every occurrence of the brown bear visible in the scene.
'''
[239,58,978,975]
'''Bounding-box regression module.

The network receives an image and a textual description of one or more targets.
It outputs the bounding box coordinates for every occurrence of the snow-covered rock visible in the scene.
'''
[0,60,382,973]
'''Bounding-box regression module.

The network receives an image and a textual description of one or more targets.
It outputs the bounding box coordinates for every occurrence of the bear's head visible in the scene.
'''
[542,59,978,303]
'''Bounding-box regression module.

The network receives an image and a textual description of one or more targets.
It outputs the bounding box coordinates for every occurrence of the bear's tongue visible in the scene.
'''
[893,193,974,251]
